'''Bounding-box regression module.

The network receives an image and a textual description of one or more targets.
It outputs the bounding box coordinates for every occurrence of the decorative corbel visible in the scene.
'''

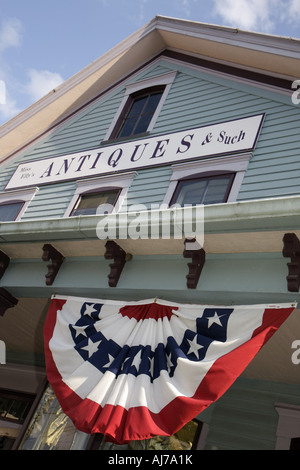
[0,250,10,280]
[42,244,64,286]
[183,238,206,289]
[283,233,300,292]
[105,241,132,287]
[0,288,18,316]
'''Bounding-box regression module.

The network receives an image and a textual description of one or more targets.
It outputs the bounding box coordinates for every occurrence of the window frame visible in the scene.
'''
[104,71,176,142]
[109,85,165,140]
[162,153,251,207]
[0,389,35,424]
[0,187,38,221]
[170,171,235,207]
[275,403,300,450]
[64,172,136,217]
[70,187,122,217]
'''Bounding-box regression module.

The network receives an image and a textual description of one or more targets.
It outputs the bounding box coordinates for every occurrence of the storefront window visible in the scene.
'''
[90,420,201,450]
[18,386,90,450]
[18,385,201,450]
[0,390,34,450]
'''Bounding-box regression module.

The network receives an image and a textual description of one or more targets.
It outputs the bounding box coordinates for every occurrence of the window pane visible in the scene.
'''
[118,117,137,138]
[203,176,232,204]
[127,96,147,117]
[19,386,90,450]
[0,393,33,423]
[93,419,201,450]
[117,90,163,138]
[0,202,23,221]
[174,180,208,206]
[71,190,119,216]
[134,112,154,135]
[7,399,31,422]
[173,175,233,206]
[0,397,11,418]
[143,92,163,113]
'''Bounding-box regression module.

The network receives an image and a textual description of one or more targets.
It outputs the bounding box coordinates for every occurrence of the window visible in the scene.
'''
[170,173,234,207]
[275,403,300,450]
[111,87,164,139]
[18,385,89,450]
[0,390,35,450]
[0,188,37,221]
[290,437,300,450]
[105,71,176,142]
[70,189,120,216]
[87,419,203,450]
[162,154,250,207]
[64,173,135,217]
[0,390,34,424]
[0,201,24,221]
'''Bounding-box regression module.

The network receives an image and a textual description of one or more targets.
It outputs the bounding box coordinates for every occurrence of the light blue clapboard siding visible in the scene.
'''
[238,105,300,200]
[0,59,299,219]
[21,182,76,220]
[125,167,172,209]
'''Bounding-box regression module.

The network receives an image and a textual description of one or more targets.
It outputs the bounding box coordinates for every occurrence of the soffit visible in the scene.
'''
[157,28,300,78]
[0,230,297,259]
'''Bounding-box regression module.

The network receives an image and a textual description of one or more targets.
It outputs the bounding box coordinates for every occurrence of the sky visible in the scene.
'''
[0,0,299,126]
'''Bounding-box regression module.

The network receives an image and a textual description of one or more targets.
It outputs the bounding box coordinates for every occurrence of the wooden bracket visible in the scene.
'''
[0,288,18,316]
[105,241,131,287]
[0,250,10,280]
[183,238,206,289]
[42,244,64,286]
[283,233,300,292]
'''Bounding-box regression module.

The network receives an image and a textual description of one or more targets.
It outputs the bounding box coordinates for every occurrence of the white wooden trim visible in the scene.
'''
[162,153,251,206]
[104,71,177,140]
[275,403,300,450]
[63,172,136,217]
[0,187,38,221]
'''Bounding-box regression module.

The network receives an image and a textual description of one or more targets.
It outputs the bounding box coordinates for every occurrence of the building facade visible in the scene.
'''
[0,16,299,450]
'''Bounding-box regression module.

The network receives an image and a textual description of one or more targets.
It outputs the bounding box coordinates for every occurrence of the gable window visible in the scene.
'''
[170,173,235,207]
[111,87,164,140]
[104,71,176,142]
[70,189,120,216]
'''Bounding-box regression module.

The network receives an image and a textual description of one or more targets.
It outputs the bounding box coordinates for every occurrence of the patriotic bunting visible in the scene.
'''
[44,295,295,444]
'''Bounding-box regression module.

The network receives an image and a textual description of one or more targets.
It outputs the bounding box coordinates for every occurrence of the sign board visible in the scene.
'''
[6,114,264,190]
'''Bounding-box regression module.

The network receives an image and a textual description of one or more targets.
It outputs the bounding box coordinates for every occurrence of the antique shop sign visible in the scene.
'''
[6,114,264,190]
